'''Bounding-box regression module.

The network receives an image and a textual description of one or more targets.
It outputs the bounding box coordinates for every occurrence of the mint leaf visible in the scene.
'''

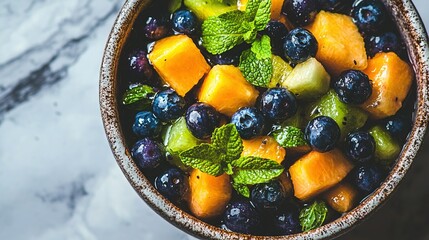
[212,124,243,162]
[232,182,250,198]
[214,0,236,3]
[239,50,272,87]
[201,0,272,54]
[180,144,223,176]
[241,21,258,43]
[299,201,328,232]
[230,156,284,185]
[122,85,154,104]
[272,126,308,148]
[251,35,272,59]
[239,36,273,87]
[202,11,250,54]
[224,163,234,175]
[122,85,155,110]
[245,0,271,30]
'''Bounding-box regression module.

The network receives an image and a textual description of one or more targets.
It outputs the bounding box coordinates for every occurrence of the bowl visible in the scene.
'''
[99,0,429,239]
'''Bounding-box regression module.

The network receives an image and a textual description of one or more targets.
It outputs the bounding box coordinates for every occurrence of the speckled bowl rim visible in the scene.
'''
[100,1,429,239]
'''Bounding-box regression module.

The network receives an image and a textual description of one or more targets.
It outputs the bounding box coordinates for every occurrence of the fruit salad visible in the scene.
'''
[117,0,415,236]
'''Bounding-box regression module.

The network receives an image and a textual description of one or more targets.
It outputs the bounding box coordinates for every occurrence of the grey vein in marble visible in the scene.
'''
[0,0,120,117]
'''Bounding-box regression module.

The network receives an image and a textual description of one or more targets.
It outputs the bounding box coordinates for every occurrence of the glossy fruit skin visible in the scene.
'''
[185,103,221,139]
[263,21,288,53]
[152,88,186,122]
[351,0,386,34]
[283,28,318,65]
[273,208,301,235]
[131,138,165,169]
[282,0,318,26]
[223,200,261,234]
[205,44,247,66]
[317,0,354,14]
[385,114,412,142]
[334,70,372,104]
[345,131,376,163]
[172,10,198,35]
[231,107,266,139]
[127,50,154,80]
[259,88,297,122]
[366,32,404,57]
[305,116,340,152]
[144,15,171,40]
[132,111,162,138]
[206,50,240,66]
[251,181,287,214]
[349,164,383,193]
[155,168,188,203]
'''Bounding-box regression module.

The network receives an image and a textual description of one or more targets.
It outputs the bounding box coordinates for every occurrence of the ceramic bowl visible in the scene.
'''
[100,0,429,239]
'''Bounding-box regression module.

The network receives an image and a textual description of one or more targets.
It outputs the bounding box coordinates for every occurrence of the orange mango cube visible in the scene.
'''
[361,52,413,119]
[306,11,367,76]
[289,149,354,201]
[324,182,359,213]
[189,169,232,219]
[242,136,286,164]
[148,35,210,96]
[198,65,259,116]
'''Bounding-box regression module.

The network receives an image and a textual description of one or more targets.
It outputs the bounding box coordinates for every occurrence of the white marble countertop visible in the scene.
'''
[1,0,428,239]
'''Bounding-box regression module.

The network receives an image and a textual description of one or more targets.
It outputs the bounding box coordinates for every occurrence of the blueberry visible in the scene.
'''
[334,70,372,104]
[345,131,375,163]
[131,138,165,169]
[251,181,286,214]
[152,88,186,122]
[127,50,154,80]
[385,114,412,142]
[132,111,162,137]
[351,0,386,34]
[223,200,261,234]
[206,52,239,66]
[231,107,265,139]
[282,0,318,26]
[273,208,301,235]
[144,15,171,40]
[185,103,221,139]
[259,88,297,122]
[365,32,404,57]
[283,28,318,65]
[172,10,198,35]
[305,116,340,152]
[155,168,188,203]
[317,0,354,14]
[349,164,383,193]
[206,44,245,66]
[263,21,289,53]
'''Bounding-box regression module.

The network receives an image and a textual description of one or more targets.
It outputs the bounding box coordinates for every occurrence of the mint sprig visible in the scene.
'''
[201,0,271,54]
[179,124,284,197]
[239,35,273,87]
[299,201,328,232]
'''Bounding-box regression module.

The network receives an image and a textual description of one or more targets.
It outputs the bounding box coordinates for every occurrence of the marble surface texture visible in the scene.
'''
[1,0,428,239]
